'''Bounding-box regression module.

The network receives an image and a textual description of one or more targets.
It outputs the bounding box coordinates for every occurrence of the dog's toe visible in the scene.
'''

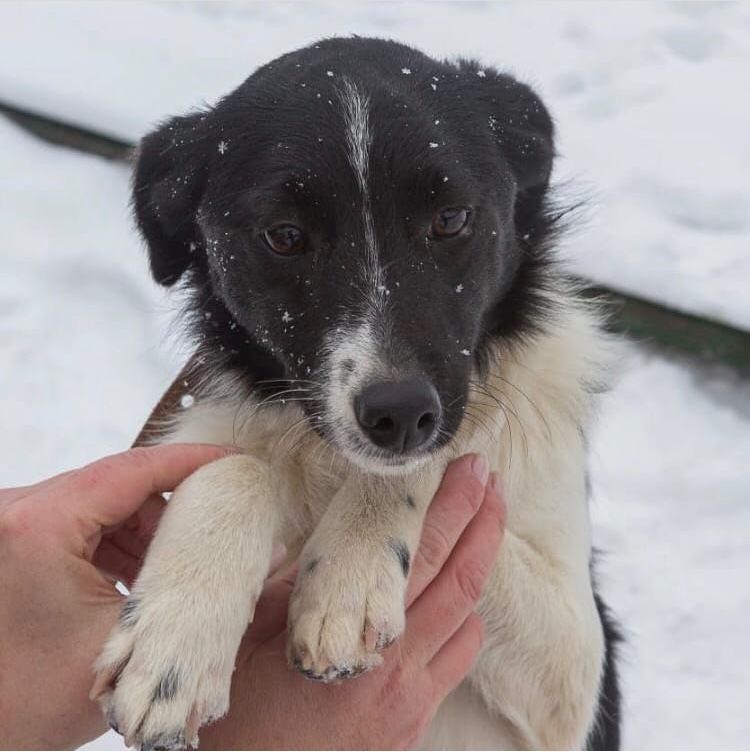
[287,554,405,682]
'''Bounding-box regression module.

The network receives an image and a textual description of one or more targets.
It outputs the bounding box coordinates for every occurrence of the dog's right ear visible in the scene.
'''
[132,112,210,287]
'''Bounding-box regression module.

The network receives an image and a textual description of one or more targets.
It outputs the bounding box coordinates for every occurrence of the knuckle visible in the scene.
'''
[451,475,486,516]
[466,613,485,653]
[82,450,151,487]
[454,556,489,605]
[383,667,408,707]
[75,458,117,489]
[416,522,452,573]
[0,502,36,543]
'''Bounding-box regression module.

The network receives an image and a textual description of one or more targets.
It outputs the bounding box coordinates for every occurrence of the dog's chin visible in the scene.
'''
[339,444,434,477]
[324,428,437,476]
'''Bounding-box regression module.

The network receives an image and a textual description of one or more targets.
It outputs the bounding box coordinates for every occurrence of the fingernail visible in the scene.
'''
[471,454,489,485]
[489,472,503,496]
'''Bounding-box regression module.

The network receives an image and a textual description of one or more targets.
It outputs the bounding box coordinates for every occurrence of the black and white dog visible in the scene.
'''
[93,37,621,749]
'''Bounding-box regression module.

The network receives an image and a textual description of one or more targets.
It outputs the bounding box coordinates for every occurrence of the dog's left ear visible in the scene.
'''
[465,64,555,229]
[132,111,211,287]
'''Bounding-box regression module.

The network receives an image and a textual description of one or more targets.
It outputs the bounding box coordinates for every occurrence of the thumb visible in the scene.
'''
[55,444,236,537]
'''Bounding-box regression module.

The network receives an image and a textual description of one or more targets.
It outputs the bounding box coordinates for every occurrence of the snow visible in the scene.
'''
[0,1,748,330]
[0,119,183,485]
[1,114,748,750]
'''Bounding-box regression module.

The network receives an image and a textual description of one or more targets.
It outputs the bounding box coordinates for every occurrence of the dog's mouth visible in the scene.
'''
[333,426,439,476]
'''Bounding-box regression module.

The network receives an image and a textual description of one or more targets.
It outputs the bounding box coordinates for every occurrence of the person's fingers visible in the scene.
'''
[100,493,166,559]
[428,612,485,700]
[56,444,236,531]
[404,472,504,665]
[93,540,142,587]
[406,454,490,606]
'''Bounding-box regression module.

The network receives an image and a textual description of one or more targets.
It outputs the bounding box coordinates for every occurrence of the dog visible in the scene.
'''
[92,37,622,750]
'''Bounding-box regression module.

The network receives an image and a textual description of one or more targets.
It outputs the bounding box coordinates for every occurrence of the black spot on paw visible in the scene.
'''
[151,667,180,703]
[387,537,411,577]
[376,633,396,650]
[304,557,320,574]
[119,597,139,627]
[405,494,416,509]
[140,732,185,751]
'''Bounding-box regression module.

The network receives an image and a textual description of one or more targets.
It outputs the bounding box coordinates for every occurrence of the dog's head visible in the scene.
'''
[133,38,555,474]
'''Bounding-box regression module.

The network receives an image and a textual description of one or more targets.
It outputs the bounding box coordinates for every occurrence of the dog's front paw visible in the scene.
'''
[92,596,234,750]
[287,537,410,682]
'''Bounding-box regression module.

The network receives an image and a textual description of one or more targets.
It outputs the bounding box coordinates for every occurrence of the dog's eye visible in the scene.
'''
[431,208,471,238]
[263,224,307,255]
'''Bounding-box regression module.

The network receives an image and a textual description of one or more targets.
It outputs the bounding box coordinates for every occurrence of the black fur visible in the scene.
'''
[151,667,180,703]
[588,592,623,750]
[119,597,139,628]
[131,36,558,459]
[387,537,411,576]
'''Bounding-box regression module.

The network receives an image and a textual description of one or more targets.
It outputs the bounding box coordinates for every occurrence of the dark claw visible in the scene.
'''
[291,654,367,682]
[140,733,186,751]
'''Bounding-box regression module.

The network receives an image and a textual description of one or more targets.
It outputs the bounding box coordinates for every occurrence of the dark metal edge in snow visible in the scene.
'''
[0,99,133,161]
[580,284,750,374]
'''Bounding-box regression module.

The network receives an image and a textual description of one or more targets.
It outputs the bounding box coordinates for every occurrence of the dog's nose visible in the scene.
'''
[354,380,441,453]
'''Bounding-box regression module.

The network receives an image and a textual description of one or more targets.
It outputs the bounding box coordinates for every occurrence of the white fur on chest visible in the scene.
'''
[153,297,614,749]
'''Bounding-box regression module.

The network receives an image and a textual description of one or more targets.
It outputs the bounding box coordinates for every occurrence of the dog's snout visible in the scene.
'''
[354,380,441,453]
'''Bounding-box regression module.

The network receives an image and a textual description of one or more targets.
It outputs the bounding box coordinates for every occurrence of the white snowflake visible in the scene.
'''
[455,283,464,293]
[217,140,228,155]
[477,70,487,78]
[326,70,334,77]
[401,67,412,75]
[430,83,437,91]
[443,176,449,183]
[180,394,195,408]
[281,311,293,323]
[460,349,471,357]
[429,142,439,149]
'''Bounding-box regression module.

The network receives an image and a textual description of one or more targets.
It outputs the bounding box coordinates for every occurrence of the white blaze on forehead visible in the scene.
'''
[339,78,382,294]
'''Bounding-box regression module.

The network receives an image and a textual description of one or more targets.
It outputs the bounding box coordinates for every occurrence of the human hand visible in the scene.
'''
[200,454,505,750]
[0,444,234,750]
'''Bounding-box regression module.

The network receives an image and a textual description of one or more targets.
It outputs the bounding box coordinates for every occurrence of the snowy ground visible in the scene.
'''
[1,3,749,750]
[0,1,749,331]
